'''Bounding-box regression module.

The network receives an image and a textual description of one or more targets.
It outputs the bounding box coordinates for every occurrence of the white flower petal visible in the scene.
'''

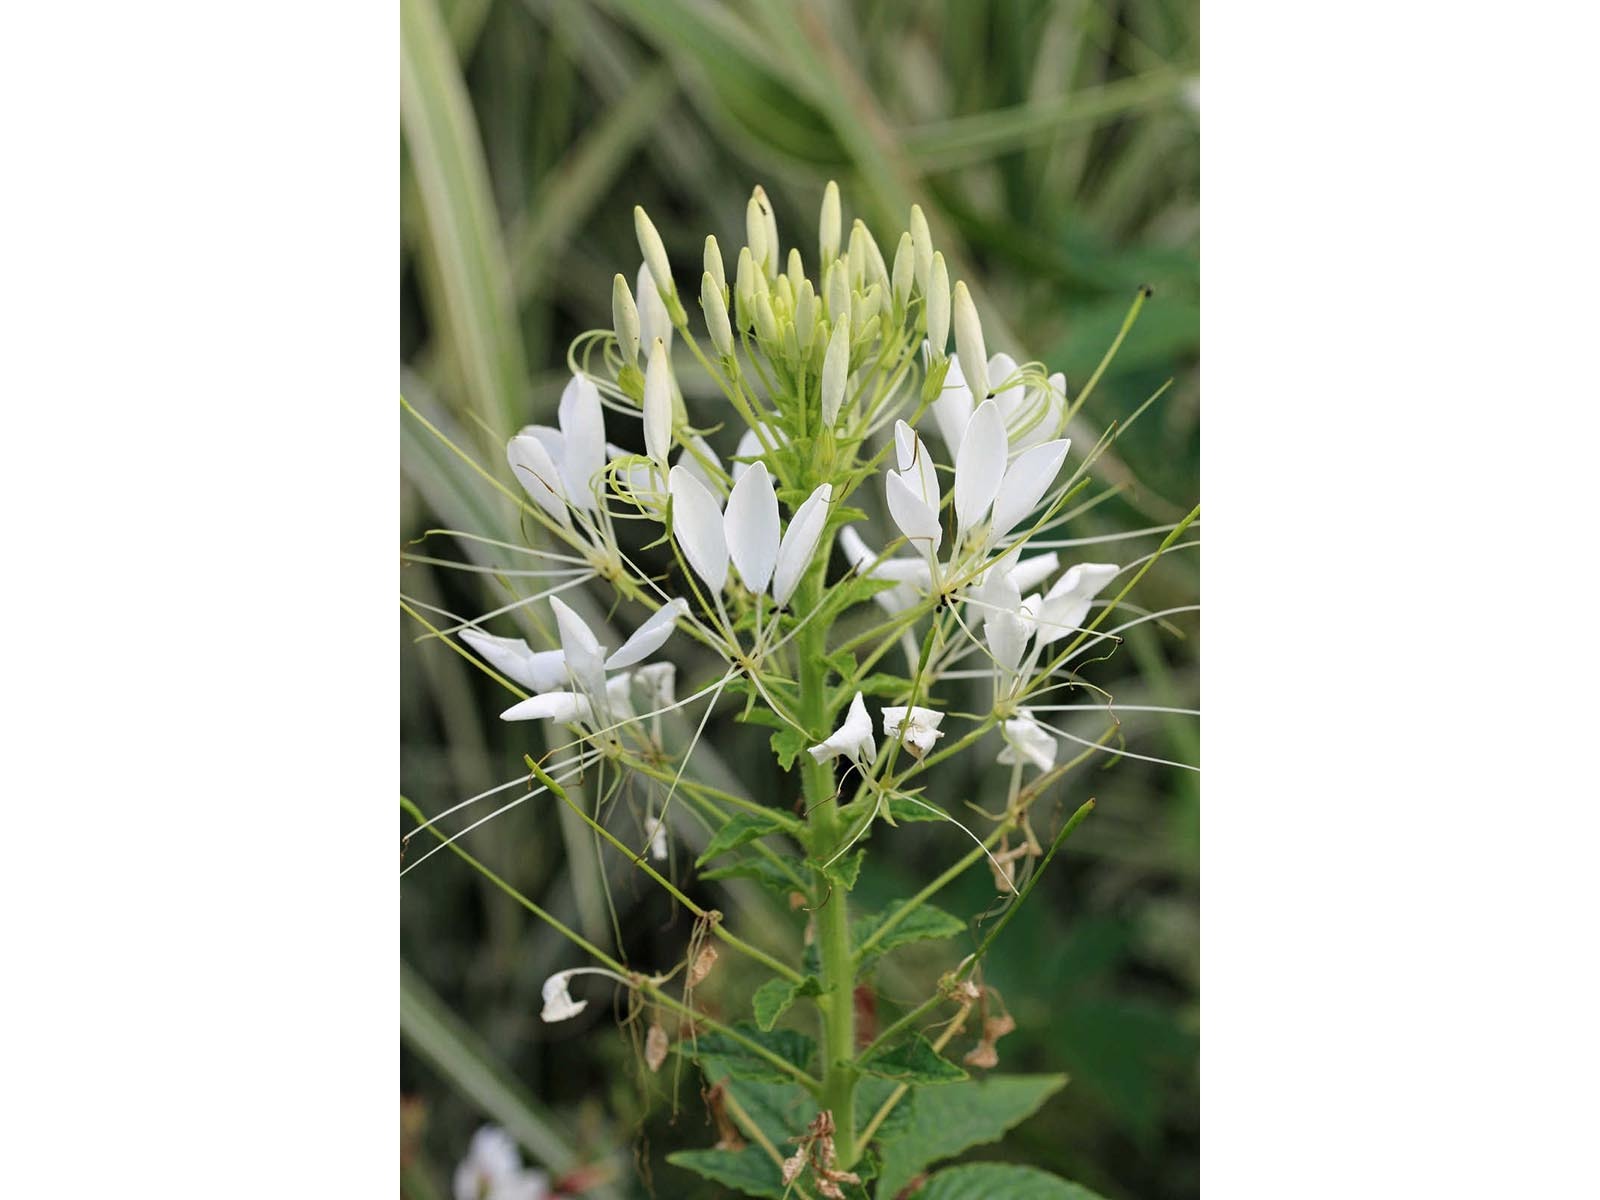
[644,814,668,861]
[724,460,780,594]
[808,691,877,764]
[636,261,672,353]
[1007,552,1060,595]
[990,438,1070,541]
[643,338,674,465]
[540,970,589,1023]
[605,598,688,671]
[1036,562,1120,646]
[500,691,594,723]
[984,610,1029,674]
[460,628,567,692]
[893,421,939,507]
[557,374,606,509]
[731,427,765,484]
[549,596,606,698]
[881,704,945,757]
[772,483,832,606]
[634,662,677,708]
[507,434,571,526]
[997,714,1058,772]
[668,465,729,593]
[885,468,942,553]
[987,352,1024,423]
[954,398,1006,537]
[605,672,636,721]
[931,353,974,448]
[676,437,722,494]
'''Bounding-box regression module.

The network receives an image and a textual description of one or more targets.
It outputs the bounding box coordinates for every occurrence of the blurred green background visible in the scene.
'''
[401,1,1197,1197]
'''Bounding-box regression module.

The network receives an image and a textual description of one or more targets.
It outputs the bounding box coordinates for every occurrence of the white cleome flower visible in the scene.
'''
[459,629,568,693]
[668,463,830,606]
[808,691,877,765]
[1034,562,1120,647]
[644,812,668,861]
[997,711,1058,772]
[839,525,932,614]
[505,371,612,522]
[452,1126,551,1200]
[540,970,589,1023]
[881,705,946,758]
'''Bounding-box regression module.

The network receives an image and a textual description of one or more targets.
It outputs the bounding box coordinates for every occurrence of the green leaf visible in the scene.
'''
[858,1034,968,1084]
[912,1163,1109,1200]
[667,1146,787,1198]
[681,1024,816,1085]
[701,857,800,899]
[751,975,821,1031]
[853,901,966,966]
[886,796,948,823]
[695,812,788,866]
[818,848,864,891]
[771,727,809,771]
[869,1075,1069,1200]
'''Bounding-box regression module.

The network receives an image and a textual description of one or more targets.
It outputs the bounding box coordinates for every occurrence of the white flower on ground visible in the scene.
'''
[540,970,589,1023]
[808,692,877,765]
[452,1126,550,1200]
[1035,563,1120,647]
[882,705,945,758]
[998,711,1058,772]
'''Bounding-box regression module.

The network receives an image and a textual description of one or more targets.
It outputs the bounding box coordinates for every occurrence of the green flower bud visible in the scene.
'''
[704,235,727,300]
[821,317,850,426]
[701,270,734,358]
[953,280,988,400]
[910,204,933,294]
[891,232,915,314]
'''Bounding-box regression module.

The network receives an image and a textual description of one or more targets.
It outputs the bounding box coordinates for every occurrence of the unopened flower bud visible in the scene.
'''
[734,245,759,329]
[953,280,988,400]
[786,246,805,294]
[891,232,914,313]
[754,184,779,269]
[702,270,734,357]
[910,203,933,293]
[825,259,851,324]
[927,252,950,353]
[644,338,673,464]
[612,273,640,366]
[850,219,888,292]
[753,289,780,346]
[819,179,841,265]
[745,193,770,276]
[634,205,681,321]
[703,234,726,299]
[793,279,818,352]
[854,283,885,337]
[821,318,849,426]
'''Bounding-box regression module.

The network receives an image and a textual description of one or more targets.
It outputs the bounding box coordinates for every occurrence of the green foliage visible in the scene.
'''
[752,975,822,1031]
[666,1146,788,1198]
[859,1035,968,1085]
[695,812,789,866]
[869,1075,1070,1199]
[853,901,966,967]
[912,1163,1109,1200]
[681,1025,816,1086]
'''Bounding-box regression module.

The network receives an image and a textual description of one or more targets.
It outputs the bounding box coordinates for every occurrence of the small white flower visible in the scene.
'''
[882,705,945,758]
[459,629,568,693]
[998,711,1058,773]
[540,969,589,1023]
[453,1125,538,1200]
[497,598,684,724]
[506,433,570,527]
[1035,562,1120,647]
[839,525,932,614]
[668,464,731,593]
[808,691,877,765]
[550,595,607,700]
[884,421,943,552]
[644,812,668,861]
[499,690,594,724]
[634,661,677,709]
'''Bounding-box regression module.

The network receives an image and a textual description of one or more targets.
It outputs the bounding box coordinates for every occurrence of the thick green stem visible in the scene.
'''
[797,569,858,1164]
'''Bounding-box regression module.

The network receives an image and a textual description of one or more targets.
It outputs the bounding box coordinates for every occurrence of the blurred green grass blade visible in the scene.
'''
[906,71,1189,171]
[439,0,492,54]
[400,960,623,1198]
[598,0,847,166]
[402,0,528,444]
[510,65,676,300]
